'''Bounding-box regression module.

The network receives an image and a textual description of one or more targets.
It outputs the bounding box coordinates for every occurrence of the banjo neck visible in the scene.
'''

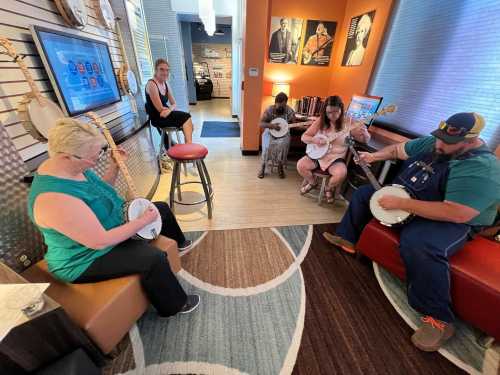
[287,120,312,129]
[0,37,45,105]
[115,19,130,71]
[347,141,382,190]
[85,112,139,199]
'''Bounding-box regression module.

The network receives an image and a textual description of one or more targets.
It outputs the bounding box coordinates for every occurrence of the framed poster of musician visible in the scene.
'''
[341,10,376,66]
[268,17,304,64]
[300,20,336,66]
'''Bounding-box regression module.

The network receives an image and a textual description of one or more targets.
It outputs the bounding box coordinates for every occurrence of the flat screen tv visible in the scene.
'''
[346,94,382,126]
[30,25,121,117]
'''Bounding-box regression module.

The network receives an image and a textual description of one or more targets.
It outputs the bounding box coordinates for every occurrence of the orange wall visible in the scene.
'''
[241,0,394,151]
[328,0,394,103]
[241,0,270,151]
[263,0,347,99]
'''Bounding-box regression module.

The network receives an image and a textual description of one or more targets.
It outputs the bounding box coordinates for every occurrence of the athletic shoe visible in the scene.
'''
[257,166,265,179]
[178,239,193,252]
[411,316,455,352]
[322,232,356,254]
[179,294,200,314]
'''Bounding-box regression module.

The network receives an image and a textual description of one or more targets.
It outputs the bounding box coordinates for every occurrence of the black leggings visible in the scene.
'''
[152,201,186,245]
[74,202,187,317]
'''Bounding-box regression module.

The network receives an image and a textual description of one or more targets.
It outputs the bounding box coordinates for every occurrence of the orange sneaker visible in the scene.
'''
[411,316,455,352]
[322,232,356,254]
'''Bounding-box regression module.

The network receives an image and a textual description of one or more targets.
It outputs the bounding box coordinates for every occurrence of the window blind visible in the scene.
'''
[369,0,500,148]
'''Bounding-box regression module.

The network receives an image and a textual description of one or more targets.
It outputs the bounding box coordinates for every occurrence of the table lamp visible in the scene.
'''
[272,82,290,97]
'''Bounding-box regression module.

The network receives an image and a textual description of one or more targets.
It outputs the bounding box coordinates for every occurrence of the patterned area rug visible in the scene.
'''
[103,224,498,374]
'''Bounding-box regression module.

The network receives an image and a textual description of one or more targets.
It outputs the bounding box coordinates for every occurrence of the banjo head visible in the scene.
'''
[25,99,65,141]
[118,67,138,95]
[56,0,88,28]
[95,0,115,30]
[370,185,412,226]
[306,134,329,160]
[126,70,138,95]
[126,198,162,240]
[269,117,289,138]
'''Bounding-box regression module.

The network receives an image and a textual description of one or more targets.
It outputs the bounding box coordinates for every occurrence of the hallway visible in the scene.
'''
[152,99,347,232]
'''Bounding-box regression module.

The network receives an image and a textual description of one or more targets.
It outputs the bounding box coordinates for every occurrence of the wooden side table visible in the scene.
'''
[0,263,104,374]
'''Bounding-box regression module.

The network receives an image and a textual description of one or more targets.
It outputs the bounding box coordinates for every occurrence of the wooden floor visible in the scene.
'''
[152,99,347,232]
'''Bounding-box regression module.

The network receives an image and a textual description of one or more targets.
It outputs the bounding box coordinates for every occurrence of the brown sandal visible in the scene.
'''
[300,182,317,195]
[325,190,335,204]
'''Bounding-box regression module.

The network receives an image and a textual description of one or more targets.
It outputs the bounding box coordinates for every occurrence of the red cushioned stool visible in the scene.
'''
[167,143,213,218]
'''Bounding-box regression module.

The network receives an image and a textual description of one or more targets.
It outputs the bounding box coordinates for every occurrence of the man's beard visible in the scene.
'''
[275,106,285,115]
[432,145,466,162]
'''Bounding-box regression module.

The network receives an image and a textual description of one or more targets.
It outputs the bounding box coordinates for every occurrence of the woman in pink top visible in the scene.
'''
[297,96,370,203]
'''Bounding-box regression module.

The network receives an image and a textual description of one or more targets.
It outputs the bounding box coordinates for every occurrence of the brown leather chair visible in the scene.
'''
[22,236,180,354]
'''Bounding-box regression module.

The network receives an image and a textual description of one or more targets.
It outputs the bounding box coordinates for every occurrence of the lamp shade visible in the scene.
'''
[272,82,290,97]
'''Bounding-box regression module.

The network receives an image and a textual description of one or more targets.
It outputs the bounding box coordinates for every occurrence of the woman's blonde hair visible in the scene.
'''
[48,117,106,157]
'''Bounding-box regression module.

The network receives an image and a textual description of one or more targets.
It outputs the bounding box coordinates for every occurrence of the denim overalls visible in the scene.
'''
[337,148,491,322]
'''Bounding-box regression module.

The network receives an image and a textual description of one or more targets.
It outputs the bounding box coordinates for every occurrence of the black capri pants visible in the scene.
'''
[152,110,191,129]
[74,202,187,317]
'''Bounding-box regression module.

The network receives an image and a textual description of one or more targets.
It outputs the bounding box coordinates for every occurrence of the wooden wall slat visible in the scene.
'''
[0,67,48,81]
[0,8,119,45]
[0,80,53,97]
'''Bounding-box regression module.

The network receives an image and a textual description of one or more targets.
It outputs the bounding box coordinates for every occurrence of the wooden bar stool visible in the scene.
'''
[313,169,330,204]
[167,143,214,219]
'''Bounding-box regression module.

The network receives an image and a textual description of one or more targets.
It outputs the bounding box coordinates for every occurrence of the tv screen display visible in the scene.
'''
[346,94,382,126]
[31,26,121,116]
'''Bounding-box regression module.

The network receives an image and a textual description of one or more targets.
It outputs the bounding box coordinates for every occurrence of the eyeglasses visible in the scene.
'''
[63,146,108,161]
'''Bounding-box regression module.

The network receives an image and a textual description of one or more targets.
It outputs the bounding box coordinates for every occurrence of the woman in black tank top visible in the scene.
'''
[145,58,193,143]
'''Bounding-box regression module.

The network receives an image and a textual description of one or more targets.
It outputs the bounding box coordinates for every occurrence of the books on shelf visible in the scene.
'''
[295,96,324,116]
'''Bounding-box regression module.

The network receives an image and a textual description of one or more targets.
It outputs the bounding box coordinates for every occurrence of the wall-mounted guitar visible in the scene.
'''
[0,37,65,143]
[269,117,315,138]
[306,105,397,160]
[54,0,88,29]
[84,112,162,240]
[346,137,413,227]
[115,17,139,113]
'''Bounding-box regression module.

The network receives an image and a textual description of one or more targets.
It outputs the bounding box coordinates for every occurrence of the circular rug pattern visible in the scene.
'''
[181,228,295,288]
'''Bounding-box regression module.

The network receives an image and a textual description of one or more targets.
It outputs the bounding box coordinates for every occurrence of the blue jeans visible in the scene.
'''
[337,185,471,322]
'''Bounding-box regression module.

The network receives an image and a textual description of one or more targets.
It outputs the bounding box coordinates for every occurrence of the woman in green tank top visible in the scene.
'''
[28,118,200,317]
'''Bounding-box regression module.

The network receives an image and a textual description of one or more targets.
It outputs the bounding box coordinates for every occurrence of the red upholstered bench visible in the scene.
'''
[357,220,500,340]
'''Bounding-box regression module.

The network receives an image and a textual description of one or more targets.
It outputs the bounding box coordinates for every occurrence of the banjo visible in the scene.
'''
[269,118,314,138]
[0,37,65,143]
[346,137,413,227]
[115,18,139,97]
[84,112,162,240]
[55,0,88,29]
[302,37,333,65]
[115,17,138,113]
[306,104,397,160]
[94,0,116,30]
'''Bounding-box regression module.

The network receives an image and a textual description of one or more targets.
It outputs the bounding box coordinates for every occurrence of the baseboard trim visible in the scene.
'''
[242,150,259,156]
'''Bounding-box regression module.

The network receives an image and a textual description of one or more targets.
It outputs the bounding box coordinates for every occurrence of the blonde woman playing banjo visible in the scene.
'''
[28,118,200,316]
[297,95,370,203]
